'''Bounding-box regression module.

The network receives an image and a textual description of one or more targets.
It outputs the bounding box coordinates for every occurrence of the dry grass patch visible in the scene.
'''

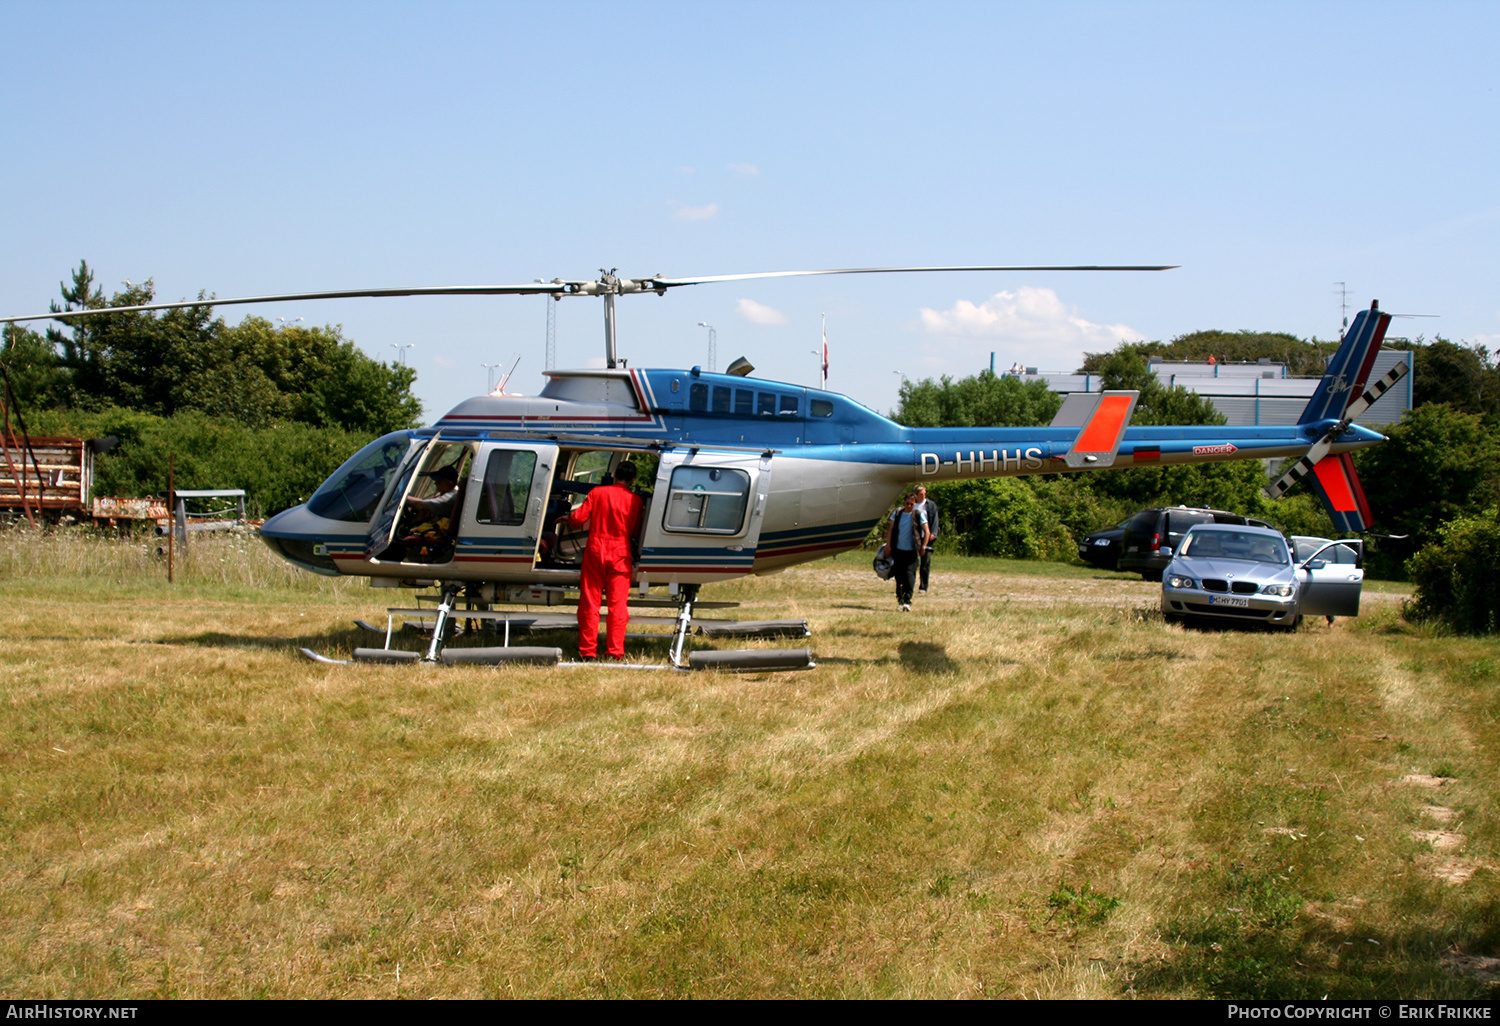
[0,533,1495,998]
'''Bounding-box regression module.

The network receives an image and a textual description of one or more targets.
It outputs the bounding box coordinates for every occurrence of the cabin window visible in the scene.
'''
[689,383,708,412]
[735,389,754,415]
[712,386,732,413]
[779,395,799,416]
[662,466,752,535]
[757,392,776,416]
[476,449,538,526]
[810,399,833,418]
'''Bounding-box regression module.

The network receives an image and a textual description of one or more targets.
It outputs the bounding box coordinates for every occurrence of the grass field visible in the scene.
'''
[2,529,1498,999]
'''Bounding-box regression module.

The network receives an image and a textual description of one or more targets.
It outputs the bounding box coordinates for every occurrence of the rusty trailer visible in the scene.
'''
[0,436,93,518]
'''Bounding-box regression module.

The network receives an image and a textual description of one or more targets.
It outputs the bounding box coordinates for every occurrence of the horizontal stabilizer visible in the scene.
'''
[1050,392,1105,428]
[1063,391,1139,468]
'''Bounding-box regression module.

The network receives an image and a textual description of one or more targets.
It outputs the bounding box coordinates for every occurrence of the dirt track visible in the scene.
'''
[783,563,1409,610]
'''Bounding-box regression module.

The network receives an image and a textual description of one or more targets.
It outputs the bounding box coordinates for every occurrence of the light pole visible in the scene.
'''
[482,362,499,391]
[697,322,716,373]
[391,343,414,366]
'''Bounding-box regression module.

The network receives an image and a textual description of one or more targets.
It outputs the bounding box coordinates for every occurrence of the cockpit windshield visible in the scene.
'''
[306,431,417,523]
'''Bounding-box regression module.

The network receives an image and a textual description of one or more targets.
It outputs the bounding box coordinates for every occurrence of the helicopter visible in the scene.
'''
[2,267,1402,669]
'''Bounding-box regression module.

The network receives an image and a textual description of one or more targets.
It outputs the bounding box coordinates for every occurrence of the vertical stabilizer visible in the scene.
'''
[1299,302,1392,425]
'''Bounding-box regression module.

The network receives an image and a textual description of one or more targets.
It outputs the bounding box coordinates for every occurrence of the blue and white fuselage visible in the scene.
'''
[260,359,1384,589]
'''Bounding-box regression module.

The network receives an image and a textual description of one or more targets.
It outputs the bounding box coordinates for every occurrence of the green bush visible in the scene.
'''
[1405,506,1500,634]
[27,407,378,517]
[929,478,1073,561]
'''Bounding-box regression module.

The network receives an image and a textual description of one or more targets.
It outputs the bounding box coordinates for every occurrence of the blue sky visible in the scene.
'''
[2,1,1496,423]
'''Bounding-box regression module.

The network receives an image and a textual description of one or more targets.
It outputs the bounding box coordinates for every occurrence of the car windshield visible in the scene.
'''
[1179,529,1289,565]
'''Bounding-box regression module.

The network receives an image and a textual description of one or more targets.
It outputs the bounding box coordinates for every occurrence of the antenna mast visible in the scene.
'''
[545,294,556,370]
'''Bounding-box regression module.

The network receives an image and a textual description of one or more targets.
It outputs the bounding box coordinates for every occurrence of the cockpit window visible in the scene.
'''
[307,431,415,523]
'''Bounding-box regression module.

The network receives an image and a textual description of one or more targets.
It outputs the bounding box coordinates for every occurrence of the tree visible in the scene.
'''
[1407,337,1497,417]
[1355,403,1500,578]
[32,262,422,433]
[893,370,1059,427]
[220,317,421,433]
[1,324,68,410]
[1406,506,1500,634]
[1081,330,1337,377]
[1094,348,1225,426]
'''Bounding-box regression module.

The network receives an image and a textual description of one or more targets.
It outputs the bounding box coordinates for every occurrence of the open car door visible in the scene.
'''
[1297,539,1365,618]
[637,449,773,585]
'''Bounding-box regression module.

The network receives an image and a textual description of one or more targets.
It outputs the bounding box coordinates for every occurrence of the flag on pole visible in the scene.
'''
[820,313,829,388]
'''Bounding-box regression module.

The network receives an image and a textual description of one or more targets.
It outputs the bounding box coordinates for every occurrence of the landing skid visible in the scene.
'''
[302,583,815,671]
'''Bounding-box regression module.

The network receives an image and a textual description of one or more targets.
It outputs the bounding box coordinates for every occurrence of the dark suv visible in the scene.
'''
[1118,506,1273,581]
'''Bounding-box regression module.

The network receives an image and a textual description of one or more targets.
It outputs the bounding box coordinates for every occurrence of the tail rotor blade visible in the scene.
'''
[1266,361,1409,501]
[1340,360,1409,423]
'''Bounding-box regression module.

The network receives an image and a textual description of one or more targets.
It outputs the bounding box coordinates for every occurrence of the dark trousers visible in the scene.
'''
[919,546,933,591]
[893,547,919,605]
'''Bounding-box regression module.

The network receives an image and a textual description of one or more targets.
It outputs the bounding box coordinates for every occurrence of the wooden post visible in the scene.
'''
[167,453,174,584]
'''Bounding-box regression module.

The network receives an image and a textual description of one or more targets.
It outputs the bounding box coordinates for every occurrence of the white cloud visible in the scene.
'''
[919,286,1145,369]
[736,298,787,325]
[727,162,760,176]
[1469,333,1500,352]
[432,354,456,369]
[672,202,719,221]
[675,165,696,174]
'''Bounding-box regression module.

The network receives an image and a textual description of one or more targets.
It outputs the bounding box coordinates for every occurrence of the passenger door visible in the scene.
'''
[637,449,773,584]
[1297,540,1364,618]
[451,442,558,577]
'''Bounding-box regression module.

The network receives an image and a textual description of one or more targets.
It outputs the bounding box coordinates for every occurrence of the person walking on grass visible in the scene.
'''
[885,490,931,612]
[913,484,939,595]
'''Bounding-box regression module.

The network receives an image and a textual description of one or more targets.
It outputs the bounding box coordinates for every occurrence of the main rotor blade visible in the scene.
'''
[0,282,569,325]
[648,265,1178,287]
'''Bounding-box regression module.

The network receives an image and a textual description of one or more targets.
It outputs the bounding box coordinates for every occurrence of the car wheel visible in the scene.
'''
[1141,570,1163,583]
[1280,615,1301,633]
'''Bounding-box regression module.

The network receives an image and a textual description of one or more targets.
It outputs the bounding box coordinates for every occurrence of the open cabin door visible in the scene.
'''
[366,435,443,560]
[451,442,558,578]
[638,449,773,585]
[367,438,557,578]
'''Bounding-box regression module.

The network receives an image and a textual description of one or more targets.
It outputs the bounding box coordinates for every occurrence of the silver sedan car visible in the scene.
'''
[1160,524,1364,630]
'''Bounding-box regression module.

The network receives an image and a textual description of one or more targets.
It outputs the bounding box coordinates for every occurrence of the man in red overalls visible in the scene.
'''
[558,461,643,661]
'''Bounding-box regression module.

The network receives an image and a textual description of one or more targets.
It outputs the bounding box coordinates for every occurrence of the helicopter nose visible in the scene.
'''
[260,505,345,575]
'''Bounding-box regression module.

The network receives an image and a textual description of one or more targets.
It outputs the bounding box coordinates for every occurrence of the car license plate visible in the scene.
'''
[1211,595,1250,608]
